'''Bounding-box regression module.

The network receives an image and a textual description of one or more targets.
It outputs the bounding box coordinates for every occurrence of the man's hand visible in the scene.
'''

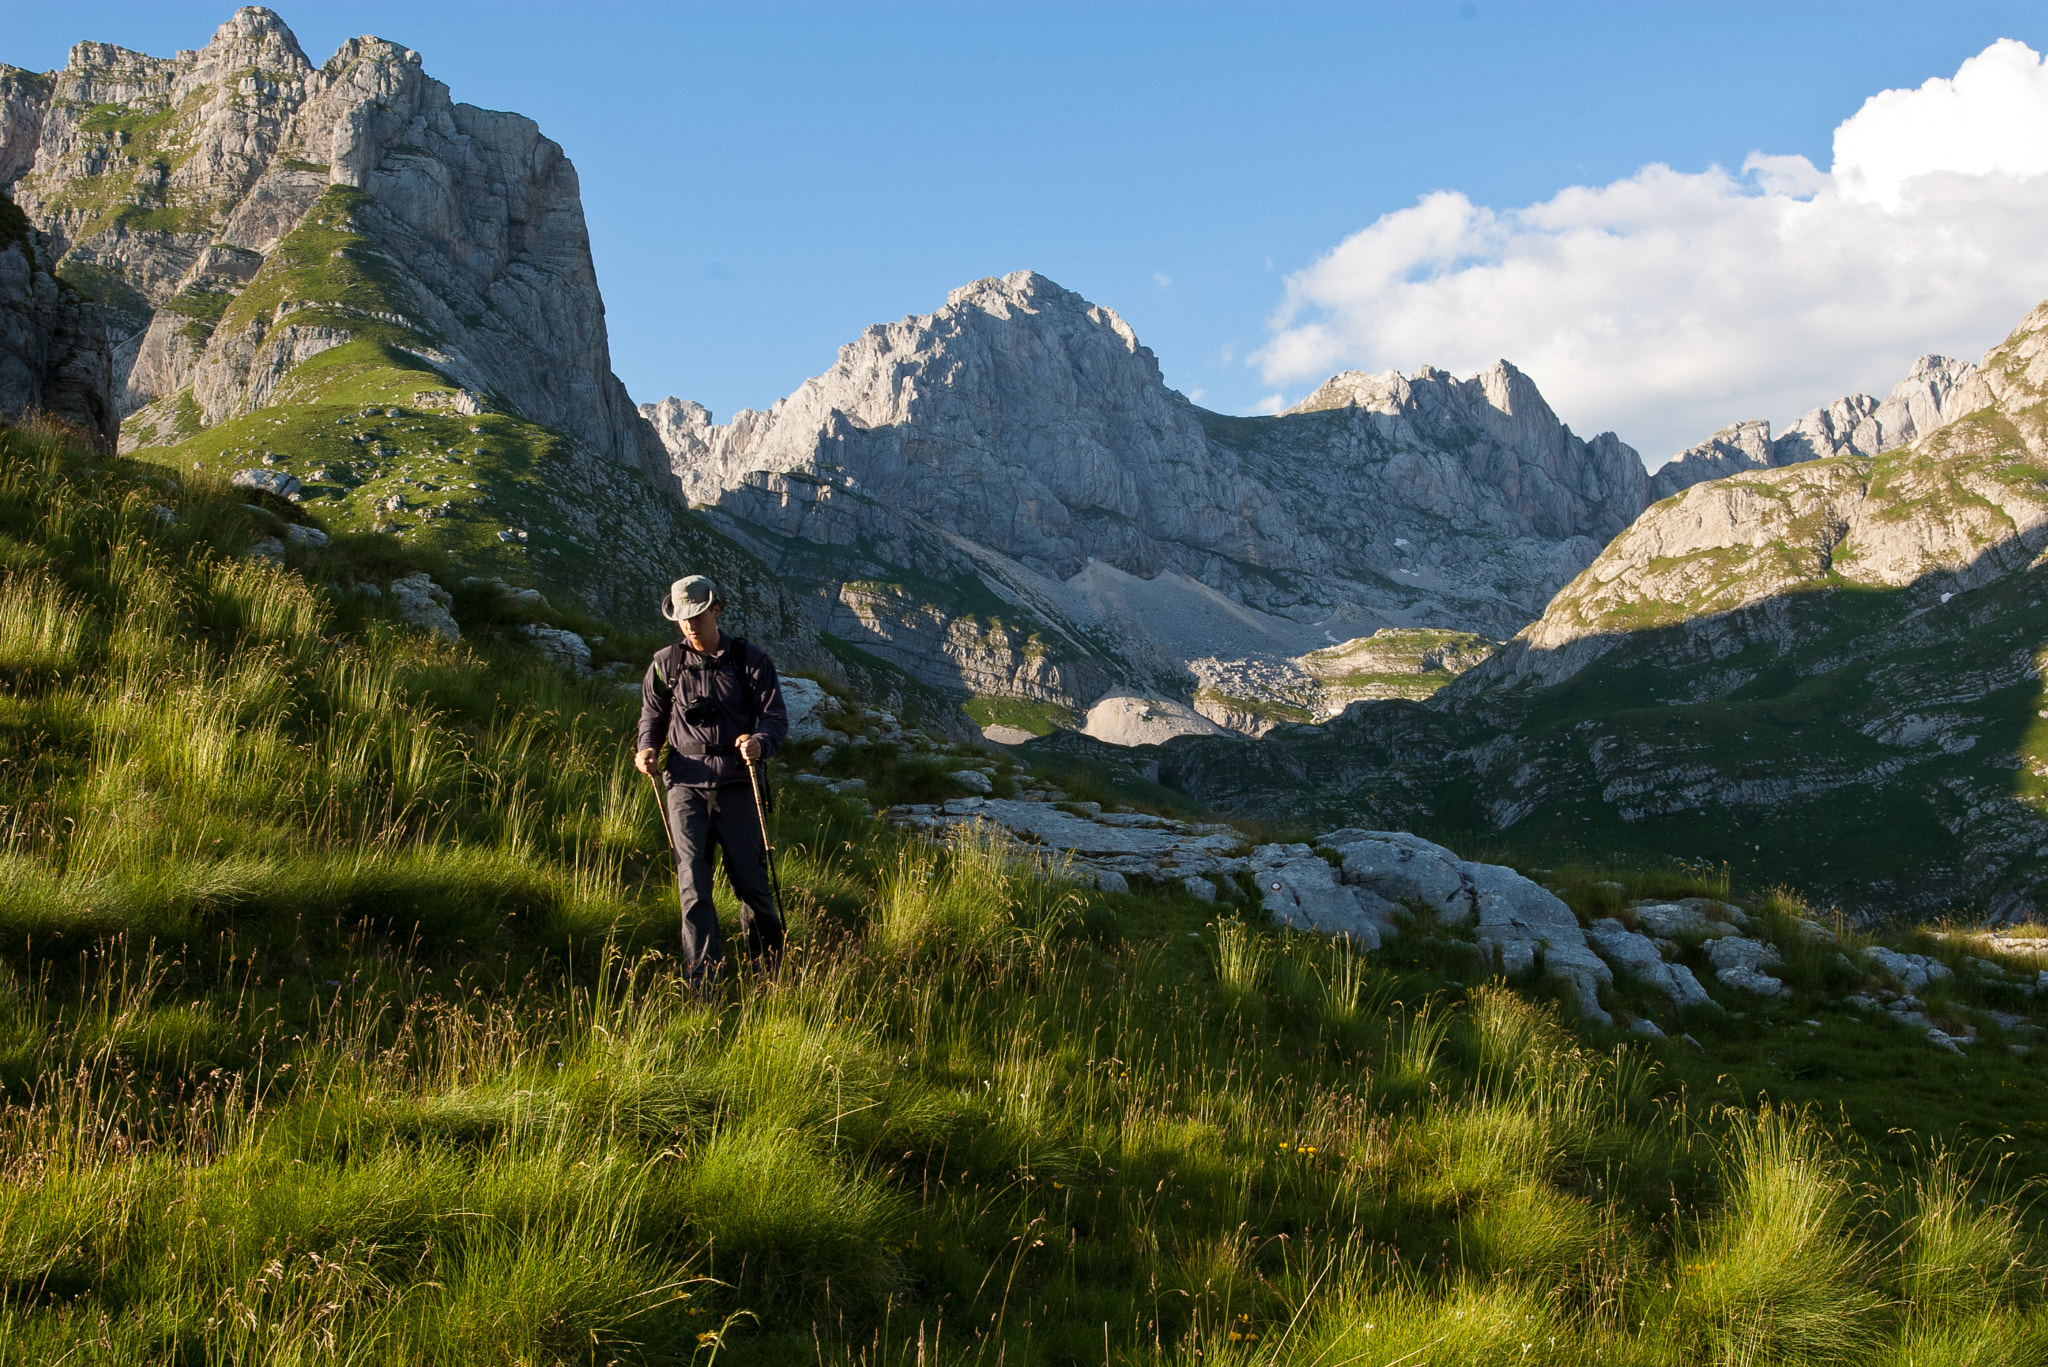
[634,747,659,776]
[736,732,765,762]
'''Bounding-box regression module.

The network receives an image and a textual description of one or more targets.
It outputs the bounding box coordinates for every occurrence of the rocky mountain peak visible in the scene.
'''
[1287,359,1572,453]
[1651,352,1993,500]
[639,272,1664,718]
[1473,358,1545,418]
[1,10,665,479]
[179,7,312,80]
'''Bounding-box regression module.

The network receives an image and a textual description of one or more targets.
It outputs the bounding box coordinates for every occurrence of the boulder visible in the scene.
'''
[389,572,459,641]
[518,624,590,672]
[950,768,994,795]
[1588,918,1714,1010]
[781,676,832,742]
[1253,843,1398,949]
[231,469,302,499]
[1705,937,1787,997]
[282,523,329,547]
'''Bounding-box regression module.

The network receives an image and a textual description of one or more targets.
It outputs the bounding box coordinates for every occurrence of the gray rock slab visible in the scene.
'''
[1633,901,1743,940]
[1320,827,1613,1022]
[1925,1028,1967,1055]
[1864,946,1954,994]
[1467,861,1613,1024]
[1252,843,1395,949]
[389,572,459,641]
[974,798,1240,859]
[1588,918,1713,1010]
[1705,936,1787,997]
[232,469,302,499]
[1322,829,1472,922]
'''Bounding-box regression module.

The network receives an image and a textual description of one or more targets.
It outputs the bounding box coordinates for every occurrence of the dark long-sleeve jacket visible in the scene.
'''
[637,636,788,788]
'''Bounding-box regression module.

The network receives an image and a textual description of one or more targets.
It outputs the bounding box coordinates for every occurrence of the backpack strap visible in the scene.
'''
[657,640,760,723]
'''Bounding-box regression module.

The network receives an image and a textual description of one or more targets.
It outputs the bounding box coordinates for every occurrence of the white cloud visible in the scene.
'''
[1254,38,2048,464]
[1252,393,1288,415]
[1153,271,1173,288]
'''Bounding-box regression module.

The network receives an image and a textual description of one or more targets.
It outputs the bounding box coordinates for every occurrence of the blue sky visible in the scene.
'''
[9,2,2048,462]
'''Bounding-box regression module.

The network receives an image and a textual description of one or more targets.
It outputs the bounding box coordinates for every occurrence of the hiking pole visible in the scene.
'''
[645,768,675,858]
[644,762,688,951]
[743,750,785,919]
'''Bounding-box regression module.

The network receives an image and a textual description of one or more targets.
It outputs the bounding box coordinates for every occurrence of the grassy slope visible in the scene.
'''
[4,423,2048,1363]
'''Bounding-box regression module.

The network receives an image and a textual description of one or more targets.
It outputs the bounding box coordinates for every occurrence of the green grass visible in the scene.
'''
[3,422,2048,1362]
[963,695,1075,737]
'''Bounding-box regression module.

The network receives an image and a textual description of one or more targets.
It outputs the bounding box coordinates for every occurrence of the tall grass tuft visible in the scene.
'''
[1665,1105,1884,1363]
[0,573,91,675]
[1211,919,1273,1010]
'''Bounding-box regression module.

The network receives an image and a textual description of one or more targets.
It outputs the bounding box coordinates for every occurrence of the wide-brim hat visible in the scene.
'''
[662,574,721,622]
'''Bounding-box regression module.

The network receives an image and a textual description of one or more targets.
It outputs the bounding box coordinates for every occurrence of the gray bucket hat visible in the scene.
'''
[662,574,722,622]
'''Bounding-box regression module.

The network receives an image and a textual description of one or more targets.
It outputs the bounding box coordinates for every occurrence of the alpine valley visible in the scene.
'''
[3,5,2044,918]
[21,10,2048,1364]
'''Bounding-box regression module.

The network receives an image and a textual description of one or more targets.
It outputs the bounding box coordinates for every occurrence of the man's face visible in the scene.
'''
[681,602,723,652]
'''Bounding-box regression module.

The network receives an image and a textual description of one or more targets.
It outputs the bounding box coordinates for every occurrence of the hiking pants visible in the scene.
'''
[663,780,783,984]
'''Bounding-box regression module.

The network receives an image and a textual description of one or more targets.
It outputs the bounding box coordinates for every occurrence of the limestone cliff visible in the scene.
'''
[0,7,665,481]
[642,271,1649,720]
[1648,355,1990,500]
[0,9,848,686]
[0,197,114,444]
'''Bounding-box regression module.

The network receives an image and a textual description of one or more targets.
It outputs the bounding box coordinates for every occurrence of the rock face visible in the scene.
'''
[1320,828,1614,1022]
[0,9,853,688]
[1475,317,2048,698]
[641,271,1652,723]
[0,7,664,479]
[0,198,114,444]
[1648,355,1989,500]
[1160,291,2048,917]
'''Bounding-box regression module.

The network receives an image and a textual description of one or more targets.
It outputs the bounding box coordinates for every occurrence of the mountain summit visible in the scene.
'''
[0,7,830,649]
[643,270,1654,727]
[1,6,661,480]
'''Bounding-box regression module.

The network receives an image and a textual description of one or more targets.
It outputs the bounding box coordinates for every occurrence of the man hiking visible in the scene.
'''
[635,574,789,986]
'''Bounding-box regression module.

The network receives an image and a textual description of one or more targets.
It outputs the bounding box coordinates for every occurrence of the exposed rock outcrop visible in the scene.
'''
[0,199,114,444]
[0,7,665,480]
[1648,355,1991,500]
[1474,313,2048,697]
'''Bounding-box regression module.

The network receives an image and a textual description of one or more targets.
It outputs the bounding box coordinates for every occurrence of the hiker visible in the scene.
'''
[635,574,789,985]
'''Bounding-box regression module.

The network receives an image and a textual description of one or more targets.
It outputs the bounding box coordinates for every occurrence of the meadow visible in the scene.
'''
[0,417,2045,1364]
